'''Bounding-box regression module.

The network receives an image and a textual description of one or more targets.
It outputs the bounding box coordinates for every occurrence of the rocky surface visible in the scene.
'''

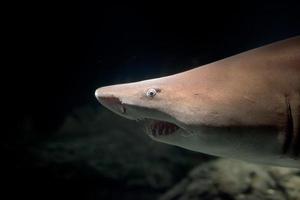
[159,159,300,200]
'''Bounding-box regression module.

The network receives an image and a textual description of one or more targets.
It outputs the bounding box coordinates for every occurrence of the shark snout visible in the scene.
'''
[95,87,126,114]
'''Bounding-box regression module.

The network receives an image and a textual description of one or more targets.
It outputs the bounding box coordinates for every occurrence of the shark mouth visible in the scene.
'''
[144,120,180,137]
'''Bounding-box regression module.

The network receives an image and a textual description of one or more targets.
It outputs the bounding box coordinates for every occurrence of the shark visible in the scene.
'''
[95,36,300,168]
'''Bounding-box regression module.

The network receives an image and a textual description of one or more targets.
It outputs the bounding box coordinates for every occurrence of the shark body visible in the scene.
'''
[95,36,300,168]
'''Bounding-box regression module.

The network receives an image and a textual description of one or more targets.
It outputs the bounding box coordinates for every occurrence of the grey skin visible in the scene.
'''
[95,36,300,168]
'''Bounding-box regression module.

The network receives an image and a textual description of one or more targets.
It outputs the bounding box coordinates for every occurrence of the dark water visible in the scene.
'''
[7,1,300,200]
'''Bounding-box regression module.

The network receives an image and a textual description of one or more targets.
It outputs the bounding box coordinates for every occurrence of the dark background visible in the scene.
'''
[5,1,300,199]
[14,1,300,133]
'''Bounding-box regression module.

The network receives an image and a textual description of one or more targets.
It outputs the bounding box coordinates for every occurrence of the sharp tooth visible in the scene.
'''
[162,124,165,135]
[166,127,170,135]
[151,123,154,130]
[158,125,162,135]
[169,125,173,134]
[161,124,165,135]
[171,126,175,133]
[152,128,156,136]
[145,125,149,135]
[163,128,167,135]
[120,106,125,113]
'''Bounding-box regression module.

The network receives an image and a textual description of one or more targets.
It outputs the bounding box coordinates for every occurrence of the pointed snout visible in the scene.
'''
[95,87,126,114]
[95,87,121,105]
[94,87,106,102]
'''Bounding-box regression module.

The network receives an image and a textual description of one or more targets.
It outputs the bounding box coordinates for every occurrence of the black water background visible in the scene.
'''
[5,1,300,199]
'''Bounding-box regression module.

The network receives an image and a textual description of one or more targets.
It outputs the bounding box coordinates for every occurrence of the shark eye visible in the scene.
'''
[146,88,157,98]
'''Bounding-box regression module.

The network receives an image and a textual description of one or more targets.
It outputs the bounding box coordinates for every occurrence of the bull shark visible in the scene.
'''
[95,36,300,168]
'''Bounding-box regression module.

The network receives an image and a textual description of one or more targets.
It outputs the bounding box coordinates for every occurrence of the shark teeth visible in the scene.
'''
[144,120,180,137]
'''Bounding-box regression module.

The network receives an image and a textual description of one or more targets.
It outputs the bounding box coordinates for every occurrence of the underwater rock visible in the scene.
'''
[159,159,300,200]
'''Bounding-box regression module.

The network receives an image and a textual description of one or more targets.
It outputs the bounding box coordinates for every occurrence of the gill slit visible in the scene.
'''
[282,96,294,155]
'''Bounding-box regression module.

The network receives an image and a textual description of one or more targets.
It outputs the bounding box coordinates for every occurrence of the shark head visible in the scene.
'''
[95,74,203,144]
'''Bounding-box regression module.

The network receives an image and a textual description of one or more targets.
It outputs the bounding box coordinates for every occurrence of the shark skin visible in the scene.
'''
[95,36,300,168]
